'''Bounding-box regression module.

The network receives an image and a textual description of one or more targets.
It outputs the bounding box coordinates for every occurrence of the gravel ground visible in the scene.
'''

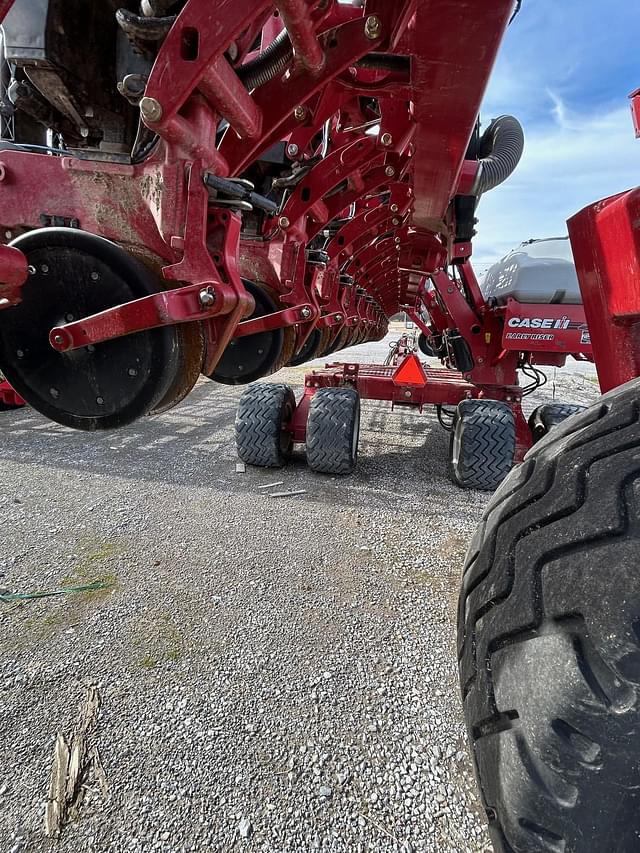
[0,335,600,853]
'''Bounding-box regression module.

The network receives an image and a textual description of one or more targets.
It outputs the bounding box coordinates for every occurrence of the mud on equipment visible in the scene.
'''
[0,228,179,430]
[458,377,640,852]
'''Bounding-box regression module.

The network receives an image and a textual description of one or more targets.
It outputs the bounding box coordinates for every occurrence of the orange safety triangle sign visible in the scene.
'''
[392,353,428,386]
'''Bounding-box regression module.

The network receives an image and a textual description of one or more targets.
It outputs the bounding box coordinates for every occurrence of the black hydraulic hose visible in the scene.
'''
[356,53,410,73]
[236,26,409,92]
[236,29,293,90]
[472,114,524,195]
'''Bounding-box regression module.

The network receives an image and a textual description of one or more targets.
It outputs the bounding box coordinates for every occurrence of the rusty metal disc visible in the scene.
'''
[150,321,205,414]
[328,327,350,355]
[288,327,322,366]
[270,323,297,374]
[315,327,336,359]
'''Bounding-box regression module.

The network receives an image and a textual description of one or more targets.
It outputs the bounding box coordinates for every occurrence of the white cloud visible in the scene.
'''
[547,89,570,129]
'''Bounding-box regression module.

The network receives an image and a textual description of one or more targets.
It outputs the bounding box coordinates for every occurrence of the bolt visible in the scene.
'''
[364,15,382,40]
[335,314,343,322]
[390,203,399,213]
[90,271,99,281]
[286,143,299,158]
[478,357,484,364]
[384,166,395,177]
[404,390,412,398]
[199,288,216,307]
[41,264,49,274]
[4,230,11,240]
[279,215,290,229]
[380,132,393,147]
[447,286,454,294]
[96,396,104,405]
[49,387,59,399]
[300,306,312,319]
[16,349,24,359]
[140,96,163,123]
[27,265,36,275]
[293,106,306,122]
[52,334,64,346]
[128,367,138,376]
[392,217,400,226]
[65,313,74,322]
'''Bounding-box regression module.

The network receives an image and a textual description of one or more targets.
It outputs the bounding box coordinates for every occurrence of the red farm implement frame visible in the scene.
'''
[0,376,24,409]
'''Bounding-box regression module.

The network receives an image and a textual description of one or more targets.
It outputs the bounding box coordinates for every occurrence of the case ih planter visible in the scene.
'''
[0,1,638,850]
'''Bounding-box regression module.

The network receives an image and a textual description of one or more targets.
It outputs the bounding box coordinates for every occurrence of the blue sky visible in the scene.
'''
[473,0,640,274]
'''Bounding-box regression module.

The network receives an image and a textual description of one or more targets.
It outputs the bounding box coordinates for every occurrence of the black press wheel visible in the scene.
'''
[235,383,295,468]
[458,376,640,853]
[208,280,284,385]
[306,387,360,475]
[528,402,588,443]
[449,399,516,491]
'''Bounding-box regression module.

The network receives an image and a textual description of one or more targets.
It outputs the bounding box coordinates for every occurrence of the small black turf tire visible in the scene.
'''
[306,387,360,475]
[528,402,588,443]
[449,399,516,491]
[235,383,295,468]
[458,376,640,853]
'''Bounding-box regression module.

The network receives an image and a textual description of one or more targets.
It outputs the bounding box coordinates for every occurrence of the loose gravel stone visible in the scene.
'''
[238,817,252,838]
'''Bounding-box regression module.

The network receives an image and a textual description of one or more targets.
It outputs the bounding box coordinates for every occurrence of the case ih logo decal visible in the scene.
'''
[505,316,571,342]
[507,316,572,330]
[505,315,589,343]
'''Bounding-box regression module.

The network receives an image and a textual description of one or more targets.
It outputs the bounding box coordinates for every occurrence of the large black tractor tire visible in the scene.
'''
[235,383,295,468]
[306,387,360,475]
[449,399,516,491]
[529,402,588,443]
[458,376,640,853]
